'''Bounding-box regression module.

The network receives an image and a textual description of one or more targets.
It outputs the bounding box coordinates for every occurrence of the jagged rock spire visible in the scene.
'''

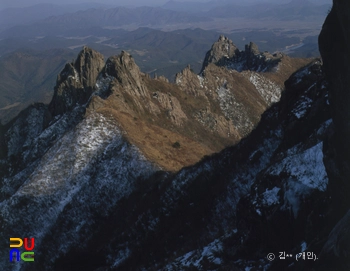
[103,50,148,98]
[245,41,260,55]
[200,35,239,73]
[49,47,105,116]
[201,36,281,73]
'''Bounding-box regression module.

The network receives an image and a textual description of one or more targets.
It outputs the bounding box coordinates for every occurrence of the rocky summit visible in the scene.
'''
[1,4,350,269]
[49,46,105,116]
[200,35,283,74]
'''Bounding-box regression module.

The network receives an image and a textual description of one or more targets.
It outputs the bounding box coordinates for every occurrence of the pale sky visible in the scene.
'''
[0,0,331,9]
[1,0,184,8]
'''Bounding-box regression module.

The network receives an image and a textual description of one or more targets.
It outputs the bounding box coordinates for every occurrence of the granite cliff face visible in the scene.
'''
[103,51,148,98]
[49,46,105,116]
[317,0,350,269]
[200,35,239,72]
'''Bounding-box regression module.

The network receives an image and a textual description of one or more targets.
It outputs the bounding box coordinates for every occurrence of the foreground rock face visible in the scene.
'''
[318,1,350,269]
[319,0,350,201]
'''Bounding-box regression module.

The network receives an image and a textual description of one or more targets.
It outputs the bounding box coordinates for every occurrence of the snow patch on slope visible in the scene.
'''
[0,112,157,269]
[262,187,281,206]
[6,106,45,157]
[95,75,114,98]
[292,96,313,119]
[17,113,117,196]
[248,72,282,105]
[267,142,328,216]
[294,68,310,84]
[214,122,284,229]
[217,86,254,136]
[165,239,223,270]
[226,60,244,72]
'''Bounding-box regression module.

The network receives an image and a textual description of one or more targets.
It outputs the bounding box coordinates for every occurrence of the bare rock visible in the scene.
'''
[175,65,203,96]
[104,51,148,98]
[49,47,104,116]
[319,0,350,213]
[201,36,282,73]
[154,92,187,126]
[200,35,239,73]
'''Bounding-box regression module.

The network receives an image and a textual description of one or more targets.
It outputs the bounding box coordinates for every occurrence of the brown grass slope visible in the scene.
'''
[85,47,313,171]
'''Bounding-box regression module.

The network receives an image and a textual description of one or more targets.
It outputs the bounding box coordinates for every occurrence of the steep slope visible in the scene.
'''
[98,59,331,271]
[49,46,105,116]
[0,48,158,271]
[177,36,311,136]
[84,39,310,171]
[317,0,350,269]
[44,57,331,271]
[0,36,332,271]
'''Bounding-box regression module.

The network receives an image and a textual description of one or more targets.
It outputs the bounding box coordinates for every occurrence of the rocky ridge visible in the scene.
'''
[176,36,311,136]
[48,56,331,271]
[49,46,105,116]
[0,32,338,271]
[200,35,283,74]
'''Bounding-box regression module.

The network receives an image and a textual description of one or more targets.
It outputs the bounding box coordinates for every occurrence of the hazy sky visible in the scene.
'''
[0,0,181,8]
[0,0,332,9]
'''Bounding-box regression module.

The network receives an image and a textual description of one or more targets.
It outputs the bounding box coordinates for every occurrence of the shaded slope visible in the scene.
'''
[0,39,332,271]
[49,59,331,271]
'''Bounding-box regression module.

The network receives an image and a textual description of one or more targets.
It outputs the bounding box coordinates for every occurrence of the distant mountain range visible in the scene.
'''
[0,3,113,28]
[0,6,211,38]
[0,1,331,38]
[163,0,330,17]
[39,6,211,27]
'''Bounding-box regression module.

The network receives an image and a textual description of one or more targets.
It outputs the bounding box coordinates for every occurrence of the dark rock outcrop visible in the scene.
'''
[317,0,350,269]
[242,42,281,72]
[319,0,350,202]
[319,210,350,270]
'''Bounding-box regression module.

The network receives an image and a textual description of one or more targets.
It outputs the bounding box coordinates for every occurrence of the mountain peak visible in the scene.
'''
[200,35,239,73]
[103,51,148,98]
[245,41,260,55]
[218,34,229,42]
[201,36,282,73]
[49,47,104,116]
[73,46,104,89]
